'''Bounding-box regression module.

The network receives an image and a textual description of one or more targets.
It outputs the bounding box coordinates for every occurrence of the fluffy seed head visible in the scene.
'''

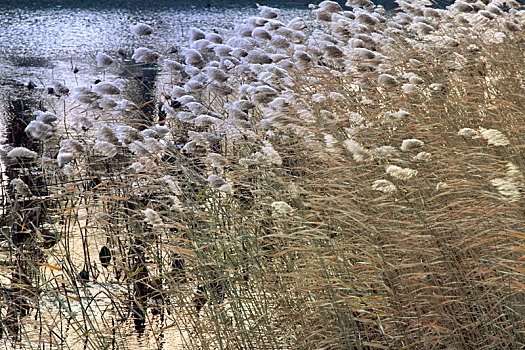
[345,0,374,8]
[386,165,418,180]
[452,1,474,12]
[95,123,119,144]
[143,208,163,226]
[164,59,184,71]
[182,48,205,67]
[25,120,55,140]
[93,82,120,95]
[207,175,232,192]
[458,128,479,138]
[131,23,153,36]
[57,152,74,167]
[72,87,100,104]
[60,139,85,154]
[372,179,397,193]
[479,128,510,146]
[378,74,399,87]
[258,5,280,19]
[206,153,229,168]
[206,33,223,44]
[252,28,272,40]
[8,147,38,159]
[132,47,159,63]
[323,43,344,58]
[96,53,113,67]
[94,141,118,157]
[271,201,294,215]
[319,1,342,13]
[213,44,233,57]
[401,139,424,151]
[490,163,524,202]
[10,178,31,196]
[288,17,307,30]
[188,27,206,42]
[51,80,69,95]
[413,152,432,162]
[344,139,371,163]
[35,111,58,125]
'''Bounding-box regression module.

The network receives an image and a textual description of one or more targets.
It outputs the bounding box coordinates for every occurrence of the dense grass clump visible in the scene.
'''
[1,0,524,349]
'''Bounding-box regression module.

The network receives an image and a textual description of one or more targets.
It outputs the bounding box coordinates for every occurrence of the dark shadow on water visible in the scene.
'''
[10,56,52,69]
[0,0,471,16]
[0,0,346,10]
[0,91,56,342]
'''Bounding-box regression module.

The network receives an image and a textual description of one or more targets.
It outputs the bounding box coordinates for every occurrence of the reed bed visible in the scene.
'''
[1,0,524,349]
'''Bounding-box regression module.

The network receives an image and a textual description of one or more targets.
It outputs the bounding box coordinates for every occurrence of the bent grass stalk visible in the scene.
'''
[1,1,524,349]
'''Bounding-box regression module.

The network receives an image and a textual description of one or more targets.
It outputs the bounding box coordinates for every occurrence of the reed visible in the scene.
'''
[1,1,524,349]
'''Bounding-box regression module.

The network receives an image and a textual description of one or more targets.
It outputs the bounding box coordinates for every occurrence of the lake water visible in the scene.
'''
[0,4,320,348]
[0,1,317,143]
[0,4,310,85]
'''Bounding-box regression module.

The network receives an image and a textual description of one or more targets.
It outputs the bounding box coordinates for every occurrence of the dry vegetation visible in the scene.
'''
[1,0,524,349]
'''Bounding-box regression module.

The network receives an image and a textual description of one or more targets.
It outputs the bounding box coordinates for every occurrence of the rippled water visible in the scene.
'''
[0,7,288,82]
[0,4,310,141]
[0,5,310,348]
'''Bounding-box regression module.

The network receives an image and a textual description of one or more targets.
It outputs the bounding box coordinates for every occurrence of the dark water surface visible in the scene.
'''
[0,2,312,139]
[0,0,341,9]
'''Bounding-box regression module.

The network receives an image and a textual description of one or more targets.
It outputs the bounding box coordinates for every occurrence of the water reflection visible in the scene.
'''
[0,0,326,10]
[0,4,310,348]
[0,7,256,80]
[0,5,309,140]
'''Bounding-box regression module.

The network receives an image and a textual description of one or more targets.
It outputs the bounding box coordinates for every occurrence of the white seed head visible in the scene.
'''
[59,139,85,154]
[94,141,118,157]
[131,23,153,36]
[96,53,113,67]
[206,153,229,168]
[386,165,418,180]
[319,0,342,13]
[132,47,159,63]
[72,87,100,104]
[7,147,38,159]
[143,208,163,226]
[10,178,31,196]
[51,80,69,95]
[164,59,184,71]
[491,177,522,202]
[62,164,78,177]
[95,123,119,144]
[93,82,120,95]
[261,141,283,166]
[490,162,524,202]
[458,128,479,138]
[213,44,233,57]
[206,32,223,44]
[288,17,307,30]
[188,27,206,42]
[413,152,432,162]
[35,111,58,125]
[372,179,397,193]
[25,120,55,140]
[479,128,510,146]
[401,139,424,151]
[182,48,205,67]
[71,115,94,131]
[378,74,399,87]
[344,139,371,163]
[271,201,294,215]
[258,5,280,18]
[57,152,74,167]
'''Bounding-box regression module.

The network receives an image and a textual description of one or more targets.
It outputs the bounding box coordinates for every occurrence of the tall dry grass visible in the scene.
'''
[1,1,524,349]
